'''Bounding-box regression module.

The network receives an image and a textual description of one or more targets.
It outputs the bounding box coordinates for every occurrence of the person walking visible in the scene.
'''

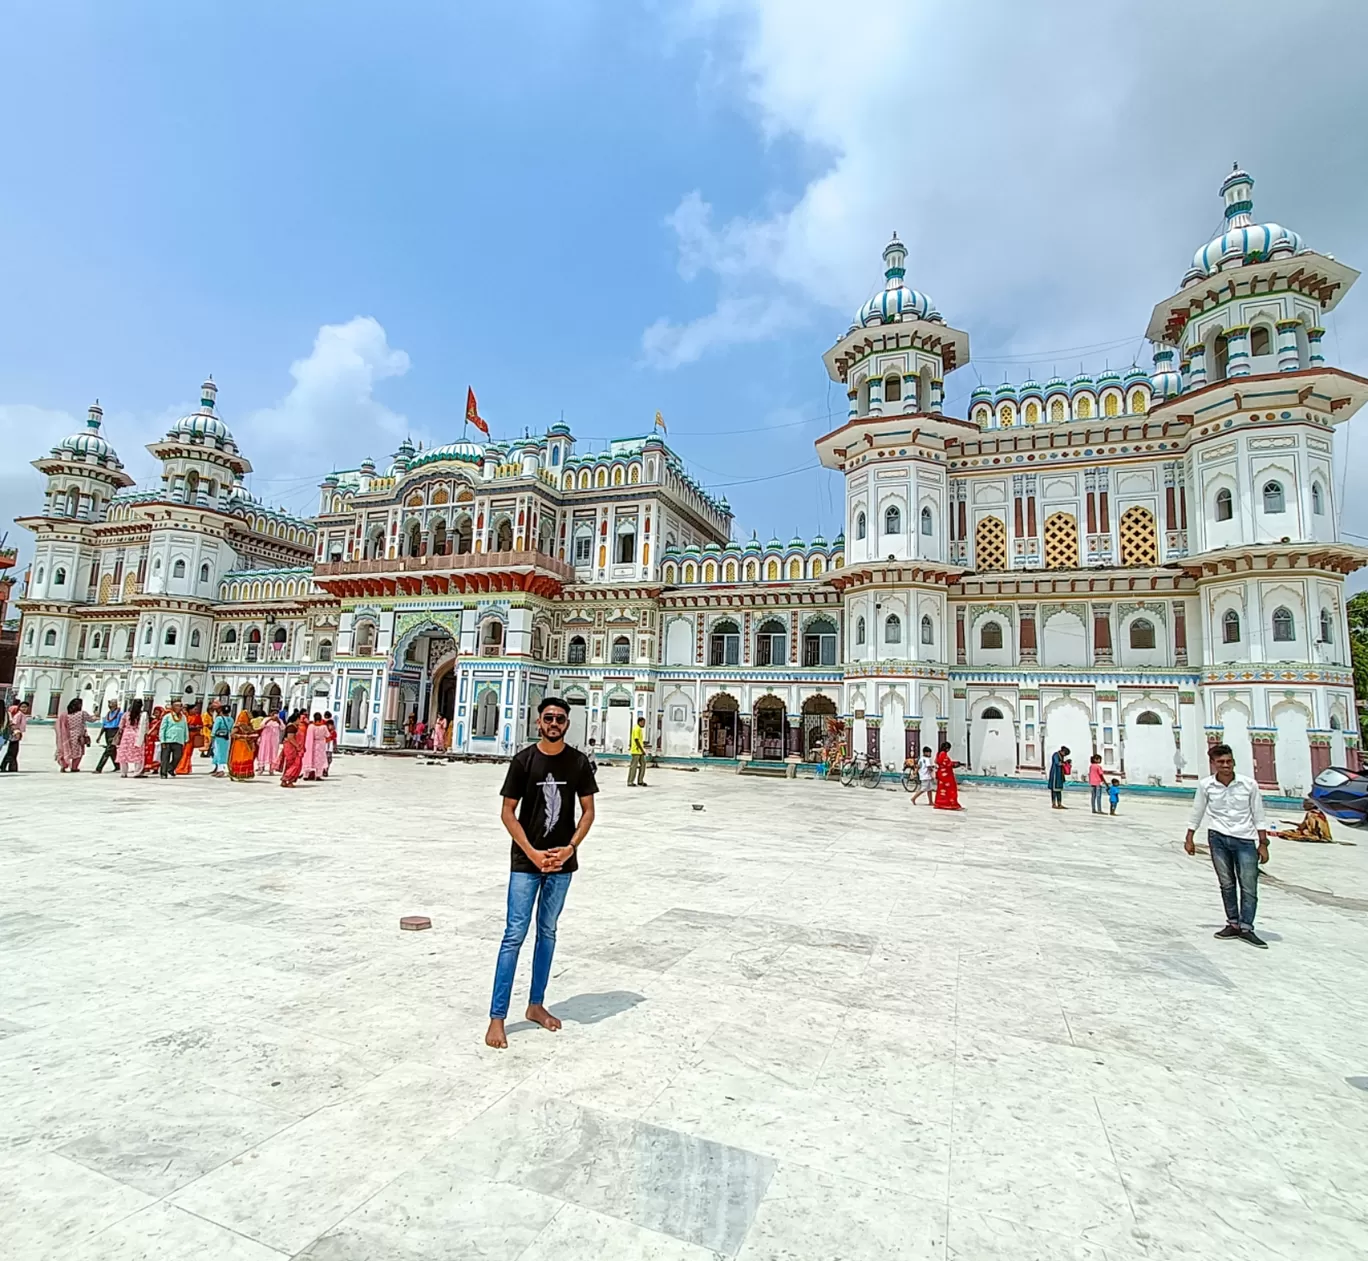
[626,716,650,787]
[1087,753,1106,814]
[279,721,305,787]
[93,699,124,773]
[208,705,232,776]
[1184,742,1270,948]
[932,740,965,811]
[1108,778,1121,816]
[1048,746,1071,809]
[116,698,148,777]
[1,699,29,772]
[158,699,189,778]
[55,698,91,771]
[910,745,936,806]
[486,696,598,1050]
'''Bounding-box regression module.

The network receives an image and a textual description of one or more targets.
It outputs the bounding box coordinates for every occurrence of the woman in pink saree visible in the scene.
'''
[302,712,329,781]
[116,698,149,777]
[54,698,91,771]
[256,712,283,774]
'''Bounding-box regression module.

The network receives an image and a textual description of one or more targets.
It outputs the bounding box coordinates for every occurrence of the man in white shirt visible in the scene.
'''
[1184,743,1270,948]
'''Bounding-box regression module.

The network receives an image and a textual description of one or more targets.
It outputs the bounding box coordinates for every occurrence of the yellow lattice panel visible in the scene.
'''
[974,516,1007,571]
[1044,512,1078,570]
[1119,505,1158,567]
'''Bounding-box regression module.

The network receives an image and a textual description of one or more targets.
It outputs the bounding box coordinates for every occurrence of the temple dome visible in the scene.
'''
[51,402,122,468]
[1182,166,1304,286]
[856,233,940,328]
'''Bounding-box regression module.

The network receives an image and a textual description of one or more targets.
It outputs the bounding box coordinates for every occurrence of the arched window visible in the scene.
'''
[1319,608,1334,645]
[190,629,201,648]
[1103,393,1119,417]
[199,562,210,583]
[455,515,474,554]
[172,559,186,578]
[1075,396,1092,419]
[1250,326,1271,357]
[317,639,333,662]
[920,614,934,645]
[981,707,1004,720]
[1215,488,1234,522]
[1312,482,1324,515]
[36,566,44,583]
[223,627,238,644]
[495,519,514,552]
[855,616,866,646]
[1271,607,1295,642]
[708,619,740,666]
[1136,711,1163,725]
[164,626,178,646]
[1262,481,1285,513]
[1128,618,1156,649]
[1050,398,1065,422]
[355,622,377,655]
[143,624,153,644]
[567,635,587,664]
[1222,609,1241,643]
[43,628,57,646]
[884,374,901,403]
[980,621,1003,650]
[611,635,631,665]
[54,566,67,585]
[802,616,837,666]
[1025,402,1040,425]
[405,521,422,556]
[1214,333,1230,380]
[920,506,933,536]
[855,511,867,540]
[247,627,262,644]
[884,613,901,645]
[755,618,787,666]
[884,505,901,535]
[431,519,448,555]
[616,524,637,565]
[272,627,288,646]
[482,620,504,654]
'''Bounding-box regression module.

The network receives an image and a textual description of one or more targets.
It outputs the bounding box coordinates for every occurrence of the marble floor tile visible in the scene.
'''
[518,1203,725,1260]
[735,1164,947,1261]
[66,1202,289,1260]
[168,1062,505,1254]
[0,1148,155,1258]
[444,1092,776,1255]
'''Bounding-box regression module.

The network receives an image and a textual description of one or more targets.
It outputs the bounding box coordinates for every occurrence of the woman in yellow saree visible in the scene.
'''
[228,711,259,781]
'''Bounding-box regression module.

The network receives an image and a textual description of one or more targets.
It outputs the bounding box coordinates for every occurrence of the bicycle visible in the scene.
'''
[901,763,919,793]
[839,752,883,789]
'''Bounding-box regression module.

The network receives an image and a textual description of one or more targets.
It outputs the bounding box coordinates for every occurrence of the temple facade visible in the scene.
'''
[11,168,1365,792]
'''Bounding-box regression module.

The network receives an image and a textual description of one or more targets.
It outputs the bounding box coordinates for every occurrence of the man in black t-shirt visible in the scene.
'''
[485,695,599,1049]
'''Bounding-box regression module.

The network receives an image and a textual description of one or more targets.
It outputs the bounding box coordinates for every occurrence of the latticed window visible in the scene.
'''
[980,621,1003,649]
[974,516,1008,571]
[1076,396,1092,418]
[1222,610,1241,643]
[567,635,587,664]
[1050,398,1065,421]
[1043,512,1079,570]
[1271,607,1295,642]
[1119,505,1158,567]
[1129,618,1156,649]
[1104,393,1119,417]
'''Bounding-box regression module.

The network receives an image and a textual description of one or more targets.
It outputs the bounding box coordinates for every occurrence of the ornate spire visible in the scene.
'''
[86,400,103,430]
[883,231,906,287]
[200,377,217,412]
[1220,163,1254,229]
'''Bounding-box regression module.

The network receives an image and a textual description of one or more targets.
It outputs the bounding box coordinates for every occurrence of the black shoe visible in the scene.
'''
[1240,928,1268,949]
[639,782,650,787]
[1214,924,1242,939]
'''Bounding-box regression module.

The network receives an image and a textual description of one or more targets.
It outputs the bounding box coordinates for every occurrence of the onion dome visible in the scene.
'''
[51,401,123,468]
[831,531,845,547]
[744,535,762,553]
[811,532,828,548]
[993,381,1017,401]
[1019,378,1043,399]
[718,496,730,512]
[1182,165,1304,286]
[1044,373,1068,393]
[359,457,376,475]
[1150,346,1182,399]
[970,384,993,405]
[1097,369,1122,389]
[702,541,722,554]
[766,534,783,550]
[683,542,701,556]
[320,473,339,488]
[788,533,805,549]
[1069,372,1094,393]
[165,378,238,451]
[548,421,572,436]
[1122,366,1149,385]
[408,439,484,470]
[857,233,938,327]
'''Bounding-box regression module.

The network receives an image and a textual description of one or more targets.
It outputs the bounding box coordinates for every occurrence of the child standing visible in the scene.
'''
[1108,778,1120,816]
[911,745,936,807]
[1088,754,1106,814]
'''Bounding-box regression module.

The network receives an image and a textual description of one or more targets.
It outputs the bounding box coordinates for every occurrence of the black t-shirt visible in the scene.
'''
[500,743,598,874]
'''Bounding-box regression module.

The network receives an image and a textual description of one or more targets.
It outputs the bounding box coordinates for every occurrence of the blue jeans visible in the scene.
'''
[1091,784,1105,813]
[1208,830,1259,929]
[489,871,573,1019]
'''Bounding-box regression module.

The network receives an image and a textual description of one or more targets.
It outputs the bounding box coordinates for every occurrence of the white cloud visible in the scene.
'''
[643,294,798,368]
[650,0,1368,382]
[242,317,413,471]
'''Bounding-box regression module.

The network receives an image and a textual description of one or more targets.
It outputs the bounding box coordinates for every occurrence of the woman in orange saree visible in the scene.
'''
[228,711,259,781]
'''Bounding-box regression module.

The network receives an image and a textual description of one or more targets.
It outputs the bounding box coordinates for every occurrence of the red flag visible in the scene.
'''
[466,387,489,436]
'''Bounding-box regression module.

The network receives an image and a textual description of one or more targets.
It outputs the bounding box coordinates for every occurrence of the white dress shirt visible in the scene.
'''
[1188,773,1267,840]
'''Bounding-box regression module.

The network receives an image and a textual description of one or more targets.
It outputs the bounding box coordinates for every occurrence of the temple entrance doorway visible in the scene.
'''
[707,692,738,757]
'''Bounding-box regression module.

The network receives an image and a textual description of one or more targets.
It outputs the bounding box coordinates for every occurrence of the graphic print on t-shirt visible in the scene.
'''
[540,771,564,835]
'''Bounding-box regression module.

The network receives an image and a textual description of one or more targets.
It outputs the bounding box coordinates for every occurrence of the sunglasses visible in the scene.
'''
[540,712,569,725]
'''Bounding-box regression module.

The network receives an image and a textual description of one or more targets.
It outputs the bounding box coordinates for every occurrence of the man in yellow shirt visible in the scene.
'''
[627,716,650,787]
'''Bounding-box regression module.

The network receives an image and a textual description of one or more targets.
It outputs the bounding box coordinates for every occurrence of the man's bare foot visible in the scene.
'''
[526,1004,562,1032]
[485,1018,508,1049]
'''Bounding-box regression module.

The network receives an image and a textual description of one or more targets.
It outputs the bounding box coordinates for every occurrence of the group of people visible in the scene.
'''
[2,694,339,787]
[403,713,449,751]
[906,742,966,810]
[1046,746,1123,815]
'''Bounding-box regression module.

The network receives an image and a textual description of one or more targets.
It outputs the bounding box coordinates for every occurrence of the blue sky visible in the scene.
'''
[4,1,1368,585]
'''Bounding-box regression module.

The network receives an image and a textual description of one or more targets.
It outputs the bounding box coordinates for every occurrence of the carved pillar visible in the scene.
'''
[1019,607,1038,664]
[956,606,967,665]
[1187,342,1208,391]
[866,719,880,761]
[1307,327,1326,368]
[1173,600,1188,667]
[1276,319,1302,372]
[1092,603,1113,666]
[1225,325,1252,378]
[787,715,801,758]
[906,720,919,762]
[1250,730,1277,788]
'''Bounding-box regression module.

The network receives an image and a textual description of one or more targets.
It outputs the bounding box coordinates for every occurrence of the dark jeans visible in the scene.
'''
[1090,784,1104,813]
[0,738,19,772]
[94,729,120,772]
[160,742,184,778]
[1208,830,1259,929]
[489,871,573,1019]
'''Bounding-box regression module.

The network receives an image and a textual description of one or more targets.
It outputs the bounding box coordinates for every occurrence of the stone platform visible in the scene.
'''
[3,727,1368,1259]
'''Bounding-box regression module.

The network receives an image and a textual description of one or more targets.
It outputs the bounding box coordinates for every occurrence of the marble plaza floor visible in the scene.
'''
[4,731,1368,1260]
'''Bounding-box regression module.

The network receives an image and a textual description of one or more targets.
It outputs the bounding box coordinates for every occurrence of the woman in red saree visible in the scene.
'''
[144,706,163,771]
[175,704,200,775]
[933,740,966,811]
[228,711,258,781]
[279,722,304,787]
